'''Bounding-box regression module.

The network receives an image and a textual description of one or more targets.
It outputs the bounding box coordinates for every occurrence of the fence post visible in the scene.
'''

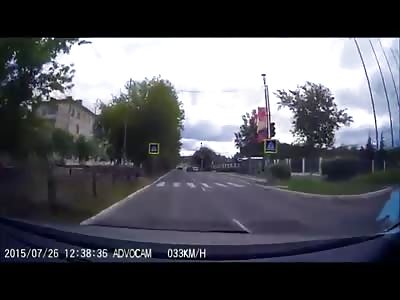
[302,158,305,174]
[371,160,375,173]
[319,157,323,175]
[383,160,386,171]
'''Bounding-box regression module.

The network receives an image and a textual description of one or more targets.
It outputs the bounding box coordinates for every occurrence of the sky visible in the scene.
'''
[56,38,400,157]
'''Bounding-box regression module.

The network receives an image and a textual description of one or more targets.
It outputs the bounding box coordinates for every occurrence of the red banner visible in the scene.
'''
[256,107,268,142]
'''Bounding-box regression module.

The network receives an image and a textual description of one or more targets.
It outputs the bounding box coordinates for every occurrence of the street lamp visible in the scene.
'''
[261,74,271,172]
[261,74,271,138]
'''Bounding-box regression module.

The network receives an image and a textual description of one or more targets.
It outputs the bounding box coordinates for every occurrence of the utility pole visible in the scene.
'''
[200,142,204,170]
[261,74,271,137]
[261,74,271,172]
[123,119,127,165]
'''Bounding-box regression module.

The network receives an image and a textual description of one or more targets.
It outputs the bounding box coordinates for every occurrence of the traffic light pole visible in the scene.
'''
[262,74,271,138]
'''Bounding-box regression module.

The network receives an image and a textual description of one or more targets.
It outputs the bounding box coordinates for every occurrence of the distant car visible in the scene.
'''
[176,166,183,170]
[192,166,199,172]
[186,167,194,172]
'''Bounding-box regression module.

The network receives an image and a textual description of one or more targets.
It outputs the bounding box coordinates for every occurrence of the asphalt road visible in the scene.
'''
[82,169,392,237]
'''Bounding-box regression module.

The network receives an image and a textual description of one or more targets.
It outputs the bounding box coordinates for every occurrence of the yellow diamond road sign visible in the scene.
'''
[148,142,160,155]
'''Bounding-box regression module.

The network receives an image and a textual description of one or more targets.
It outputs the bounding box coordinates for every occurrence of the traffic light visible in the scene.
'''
[270,122,276,138]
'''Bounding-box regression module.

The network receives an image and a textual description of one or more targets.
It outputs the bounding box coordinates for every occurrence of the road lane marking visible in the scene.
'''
[186,182,196,188]
[226,182,245,188]
[201,183,211,188]
[215,183,228,188]
[201,187,206,192]
[173,182,181,187]
[156,181,165,187]
[232,219,251,233]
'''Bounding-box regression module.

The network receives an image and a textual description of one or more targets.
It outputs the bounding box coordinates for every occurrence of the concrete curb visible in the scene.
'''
[80,170,173,225]
[255,183,393,199]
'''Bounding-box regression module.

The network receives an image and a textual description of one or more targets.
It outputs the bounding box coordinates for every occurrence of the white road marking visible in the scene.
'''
[201,183,211,188]
[173,182,181,187]
[226,182,245,188]
[232,219,251,233]
[186,182,196,188]
[156,181,165,187]
[215,183,228,187]
[201,187,206,192]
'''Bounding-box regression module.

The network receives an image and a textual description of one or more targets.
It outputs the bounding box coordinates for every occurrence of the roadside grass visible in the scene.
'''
[0,171,156,224]
[278,169,399,195]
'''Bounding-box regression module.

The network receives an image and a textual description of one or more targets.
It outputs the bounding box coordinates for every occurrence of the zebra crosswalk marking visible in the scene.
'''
[186,182,196,188]
[226,182,245,188]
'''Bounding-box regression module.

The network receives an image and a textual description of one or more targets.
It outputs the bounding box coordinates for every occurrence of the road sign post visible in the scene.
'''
[148,143,160,155]
[148,143,160,175]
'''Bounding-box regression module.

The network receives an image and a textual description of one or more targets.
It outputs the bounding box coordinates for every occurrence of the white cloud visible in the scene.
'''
[57,38,400,155]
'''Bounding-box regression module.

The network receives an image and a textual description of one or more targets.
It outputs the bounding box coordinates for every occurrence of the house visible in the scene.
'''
[36,97,96,139]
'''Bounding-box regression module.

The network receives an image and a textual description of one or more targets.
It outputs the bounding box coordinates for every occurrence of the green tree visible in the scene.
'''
[363,135,376,161]
[377,132,386,167]
[0,38,89,158]
[274,82,353,151]
[234,109,263,156]
[191,146,217,169]
[97,76,185,171]
[75,135,96,163]
[51,128,75,160]
[379,132,385,151]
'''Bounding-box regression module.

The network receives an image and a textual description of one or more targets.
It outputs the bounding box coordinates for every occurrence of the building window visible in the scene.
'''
[48,104,58,114]
[76,124,79,135]
[71,108,75,117]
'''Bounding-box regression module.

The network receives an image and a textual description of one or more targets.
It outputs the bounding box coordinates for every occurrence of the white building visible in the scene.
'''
[36,97,96,139]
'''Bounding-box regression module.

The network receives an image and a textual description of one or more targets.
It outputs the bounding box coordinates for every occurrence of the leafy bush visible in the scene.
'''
[322,158,362,181]
[269,164,291,180]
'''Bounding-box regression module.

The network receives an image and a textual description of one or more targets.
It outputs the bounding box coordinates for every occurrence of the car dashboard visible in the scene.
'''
[1,217,400,262]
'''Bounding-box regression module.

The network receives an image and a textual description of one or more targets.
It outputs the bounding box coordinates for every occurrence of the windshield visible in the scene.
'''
[0,38,400,257]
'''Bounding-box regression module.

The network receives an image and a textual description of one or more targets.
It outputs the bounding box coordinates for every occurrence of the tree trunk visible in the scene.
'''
[92,168,97,197]
[47,160,56,211]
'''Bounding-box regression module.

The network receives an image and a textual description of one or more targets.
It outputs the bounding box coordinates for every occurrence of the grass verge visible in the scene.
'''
[1,176,156,224]
[278,169,399,195]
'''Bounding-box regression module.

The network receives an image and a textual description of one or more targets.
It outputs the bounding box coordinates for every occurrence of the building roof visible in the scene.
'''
[41,97,96,117]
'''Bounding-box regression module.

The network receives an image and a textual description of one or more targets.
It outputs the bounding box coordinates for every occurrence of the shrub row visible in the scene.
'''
[321,158,372,180]
[268,164,291,180]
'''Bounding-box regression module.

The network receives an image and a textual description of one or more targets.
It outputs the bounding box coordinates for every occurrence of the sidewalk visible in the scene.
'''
[225,172,268,184]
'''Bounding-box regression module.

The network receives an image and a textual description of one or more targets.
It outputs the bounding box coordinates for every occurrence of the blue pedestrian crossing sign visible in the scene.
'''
[264,139,278,154]
[148,142,160,155]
